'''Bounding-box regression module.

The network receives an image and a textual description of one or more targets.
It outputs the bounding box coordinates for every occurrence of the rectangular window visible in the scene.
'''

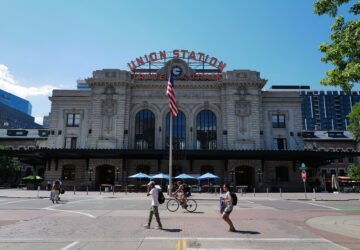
[65,137,77,149]
[273,138,287,150]
[66,113,80,127]
[272,114,286,128]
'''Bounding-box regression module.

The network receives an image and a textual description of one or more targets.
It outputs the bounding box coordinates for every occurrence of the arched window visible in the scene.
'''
[135,109,155,149]
[196,110,217,149]
[63,165,76,180]
[166,111,186,150]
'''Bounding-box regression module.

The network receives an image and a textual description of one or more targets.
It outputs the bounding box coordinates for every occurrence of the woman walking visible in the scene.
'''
[222,184,236,232]
[51,180,61,204]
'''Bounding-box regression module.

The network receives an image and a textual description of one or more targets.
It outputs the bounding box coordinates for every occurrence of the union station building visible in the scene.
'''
[4,50,355,191]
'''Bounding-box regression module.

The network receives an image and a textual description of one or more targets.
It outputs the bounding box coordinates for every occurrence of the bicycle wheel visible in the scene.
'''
[186,199,197,212]
[167,199,179,212]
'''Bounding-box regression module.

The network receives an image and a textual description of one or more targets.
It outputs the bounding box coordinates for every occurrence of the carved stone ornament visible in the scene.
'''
[235,102,250,117]
[102,99,116,116]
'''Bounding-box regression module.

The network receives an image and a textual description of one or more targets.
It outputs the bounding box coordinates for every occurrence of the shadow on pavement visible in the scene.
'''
[161,228,182,232]
[186,211,204,214]
[234,230,260,234]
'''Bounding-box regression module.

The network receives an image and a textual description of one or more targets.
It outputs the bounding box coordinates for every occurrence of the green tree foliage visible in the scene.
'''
[0,146,20,183]
[347,102,360,140]
[348,164,360,180]
[313,0,360,92]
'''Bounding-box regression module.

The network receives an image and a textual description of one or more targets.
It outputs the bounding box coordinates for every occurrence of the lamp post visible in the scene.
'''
[257,169,263,183]
[230,170,235,189]
[116,168,120,182]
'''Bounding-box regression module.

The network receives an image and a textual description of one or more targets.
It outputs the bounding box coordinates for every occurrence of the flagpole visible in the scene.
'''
[169,114,173,195]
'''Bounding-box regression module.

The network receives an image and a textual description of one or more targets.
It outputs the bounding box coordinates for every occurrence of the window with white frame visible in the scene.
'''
[272,114,286,128]
[64,137,77,149]
[273,138,287,150]
[66,113,80,127]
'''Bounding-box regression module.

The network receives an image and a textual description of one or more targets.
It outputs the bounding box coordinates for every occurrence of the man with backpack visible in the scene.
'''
[221,184,236,232]
[144,181,162,229]
[172,181,191,208]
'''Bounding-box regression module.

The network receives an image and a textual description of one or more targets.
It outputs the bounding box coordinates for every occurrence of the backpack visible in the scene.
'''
[183,184,191,195]
[230,192,238,206]
[158,189,165,204]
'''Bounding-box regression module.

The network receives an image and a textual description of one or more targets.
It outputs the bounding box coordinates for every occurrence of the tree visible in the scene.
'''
[348,164,360,180]
[313,0,360,92]
[0,146,20,184]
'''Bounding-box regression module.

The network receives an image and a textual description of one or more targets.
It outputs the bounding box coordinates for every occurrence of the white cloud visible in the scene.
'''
[0,64,55,98]
[35,117,43,125]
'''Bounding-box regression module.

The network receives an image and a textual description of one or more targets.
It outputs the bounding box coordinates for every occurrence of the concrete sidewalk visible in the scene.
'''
[0,188,359,201]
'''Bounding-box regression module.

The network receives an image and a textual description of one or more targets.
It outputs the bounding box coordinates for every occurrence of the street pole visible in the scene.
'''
[168,114,173,196]
[304,180,307,199]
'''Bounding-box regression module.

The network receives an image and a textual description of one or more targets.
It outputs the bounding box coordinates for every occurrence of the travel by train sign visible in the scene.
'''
[127,50,227,72]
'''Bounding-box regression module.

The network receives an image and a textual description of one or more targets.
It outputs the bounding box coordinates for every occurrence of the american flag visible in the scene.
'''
[166,73,178,117]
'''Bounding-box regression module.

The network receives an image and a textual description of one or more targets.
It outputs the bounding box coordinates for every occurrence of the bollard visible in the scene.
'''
[113,185,114,196]
[313,188,316,201]
[37,185,40,198]
[125,185,127,195]
[74,186,76,195]
[100,186,101,195]
[253,187,255,197]
[266,187,269,197]
[86,186,88,195]
[241,188,243,197]
[280,187,282,198]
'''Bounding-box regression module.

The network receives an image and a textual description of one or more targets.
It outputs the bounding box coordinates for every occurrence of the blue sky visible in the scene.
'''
[0,0,357,123]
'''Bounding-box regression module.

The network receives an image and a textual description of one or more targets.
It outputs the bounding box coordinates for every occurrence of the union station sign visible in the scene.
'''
[128,50,227,81]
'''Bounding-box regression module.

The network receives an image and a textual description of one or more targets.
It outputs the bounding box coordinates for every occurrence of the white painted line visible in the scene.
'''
[43,207,96,218]
[145,237,329,241]
[291,200,339,210]
[61,241,79,250]
[0,199,33,206]
[320,237,348,250]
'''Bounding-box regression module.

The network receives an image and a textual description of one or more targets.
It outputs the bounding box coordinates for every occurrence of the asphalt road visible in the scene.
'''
[0,197,359,250]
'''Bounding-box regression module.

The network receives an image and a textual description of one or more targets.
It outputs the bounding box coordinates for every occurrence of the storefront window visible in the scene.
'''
[63,165,75,180]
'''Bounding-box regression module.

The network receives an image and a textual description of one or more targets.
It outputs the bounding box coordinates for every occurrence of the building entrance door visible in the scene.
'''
[235,166,254,190]
[96,165,115,187]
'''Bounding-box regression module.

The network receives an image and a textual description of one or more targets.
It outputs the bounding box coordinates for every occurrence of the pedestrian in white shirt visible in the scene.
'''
[144,181,162,229]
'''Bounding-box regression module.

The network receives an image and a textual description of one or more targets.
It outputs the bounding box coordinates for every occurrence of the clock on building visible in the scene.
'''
[171,65,183,77]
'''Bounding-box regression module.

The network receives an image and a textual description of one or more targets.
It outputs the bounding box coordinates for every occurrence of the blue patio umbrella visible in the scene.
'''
[128,173,152,179]
[198,172,219,191]
[175,173,196,179]
[151,173,170,187]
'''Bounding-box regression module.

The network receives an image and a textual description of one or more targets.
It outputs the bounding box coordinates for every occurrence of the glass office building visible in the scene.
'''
[270,86,360,131]
[0,89,32,115]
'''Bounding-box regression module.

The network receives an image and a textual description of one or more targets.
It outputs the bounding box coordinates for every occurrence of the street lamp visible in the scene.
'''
[116,168,120,182]
[88,168,93,181]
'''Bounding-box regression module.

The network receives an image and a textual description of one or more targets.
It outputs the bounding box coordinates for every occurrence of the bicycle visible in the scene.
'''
[166,195,197,212]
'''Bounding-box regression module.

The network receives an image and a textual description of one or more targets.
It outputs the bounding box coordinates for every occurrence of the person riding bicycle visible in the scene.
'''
[172,181,191,208]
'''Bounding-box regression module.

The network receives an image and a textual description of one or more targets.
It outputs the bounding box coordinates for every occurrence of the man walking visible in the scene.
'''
[144,181,162,229]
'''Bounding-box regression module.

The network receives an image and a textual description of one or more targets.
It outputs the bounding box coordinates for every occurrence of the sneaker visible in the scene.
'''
[143,224,150,229]
[228,228,236,232]
[155,226,162,230]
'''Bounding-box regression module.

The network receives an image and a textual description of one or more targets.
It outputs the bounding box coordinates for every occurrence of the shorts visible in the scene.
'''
[223,205,233,214]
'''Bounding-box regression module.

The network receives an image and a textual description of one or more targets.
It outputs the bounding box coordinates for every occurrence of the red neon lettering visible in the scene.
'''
[173,49,179,58]
[139,74,144,80]
[136,57,145,67]
[180,50,188,59]
[197,74,202,80]
[204,55,209,63]
[127,61,136,71]
[146,74,151,80]
[152,74,158,80]
[159,50,166,60]
[131,73,136,79]
[144,54,149,63]
[180,74,188,81]
[204,74,210,81]
[197,52,205,62]
[188,51,196,60]
[160,74,165,80]
[217,61,226,72]
[191,74,196,80]
[217,74,222,80]
[209,57,218,67]
[150,52,158,61]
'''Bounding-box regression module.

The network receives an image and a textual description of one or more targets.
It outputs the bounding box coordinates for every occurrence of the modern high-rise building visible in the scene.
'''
[0,89,32,115]
[270,86,360,131]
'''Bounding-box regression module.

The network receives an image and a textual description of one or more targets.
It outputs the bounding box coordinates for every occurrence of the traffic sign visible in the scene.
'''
[299,163,308,171]
[301,170,306,182]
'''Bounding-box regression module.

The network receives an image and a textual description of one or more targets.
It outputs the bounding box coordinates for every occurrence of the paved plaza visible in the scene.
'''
[0,189,359,249]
